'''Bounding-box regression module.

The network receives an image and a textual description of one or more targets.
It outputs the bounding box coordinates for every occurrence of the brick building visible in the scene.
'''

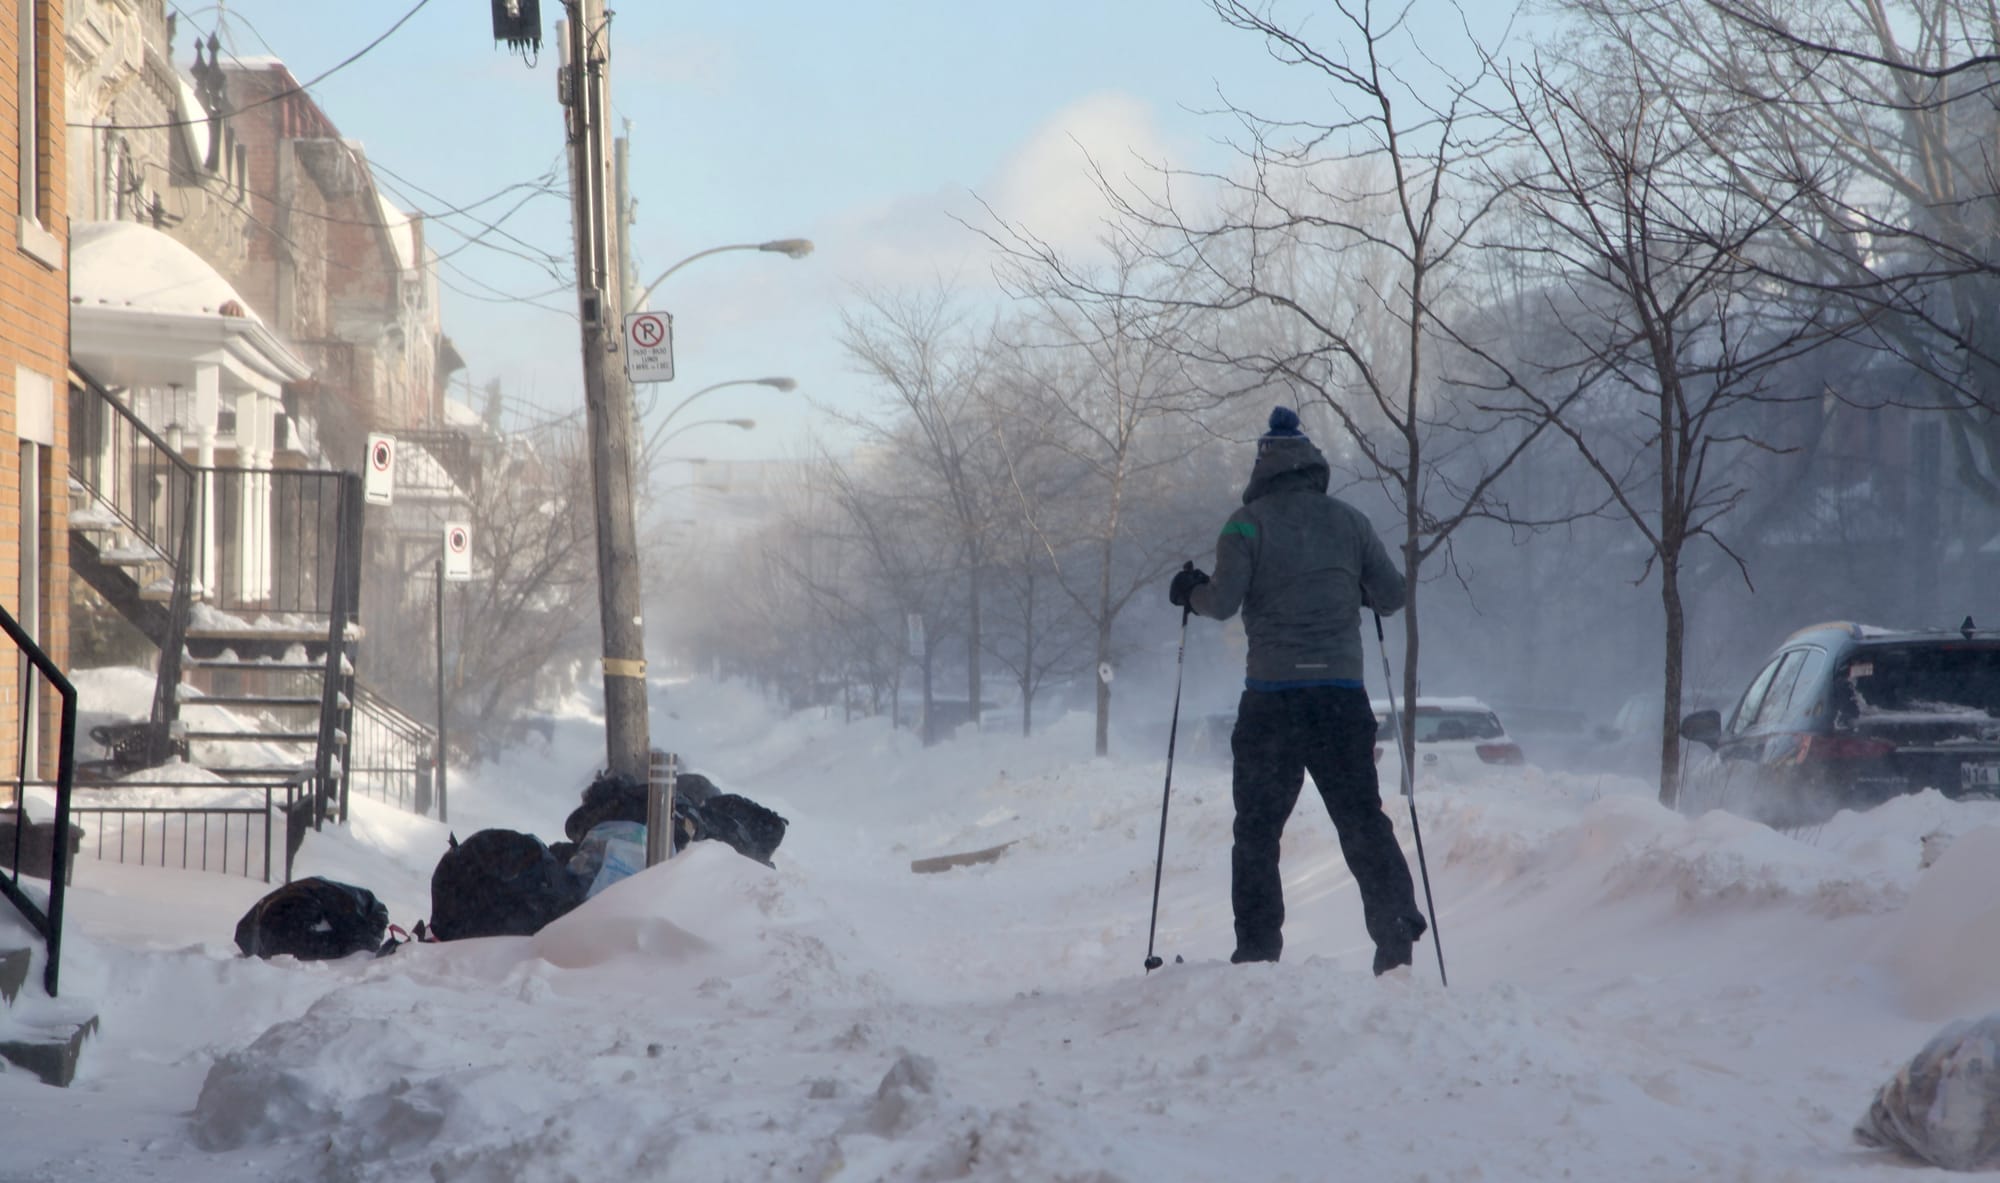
[1,0,72,769]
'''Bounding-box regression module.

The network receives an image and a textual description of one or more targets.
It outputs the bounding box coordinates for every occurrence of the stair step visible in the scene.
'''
[98,551,161,569]
[209,764,314,776]
[185,627,331,644]
[186,730,320,743]
[180,659,325,672]
[0,1013,100,1087]
[182,695,323,708]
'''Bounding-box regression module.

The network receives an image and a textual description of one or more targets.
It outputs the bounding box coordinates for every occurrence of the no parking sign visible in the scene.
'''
[443,522,472,582]
[364,434,396,506]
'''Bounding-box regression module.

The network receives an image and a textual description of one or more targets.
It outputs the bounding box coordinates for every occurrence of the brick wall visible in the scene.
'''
[0,0,73,780]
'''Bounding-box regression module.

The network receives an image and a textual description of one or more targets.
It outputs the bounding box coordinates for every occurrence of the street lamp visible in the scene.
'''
[648,415,754,455]
[642,374,797,424]
[632,238,814,311]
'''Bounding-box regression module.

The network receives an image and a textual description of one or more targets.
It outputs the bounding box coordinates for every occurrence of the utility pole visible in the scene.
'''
[556,1,650,781]
[615,121,638,319]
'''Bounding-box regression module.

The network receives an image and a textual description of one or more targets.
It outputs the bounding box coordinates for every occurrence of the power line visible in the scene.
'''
[68,0,438,132]
[371,156,570,276]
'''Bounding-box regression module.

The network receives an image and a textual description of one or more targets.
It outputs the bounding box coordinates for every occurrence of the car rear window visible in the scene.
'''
[1839,642,2000,722]
[1407,710,1504,742]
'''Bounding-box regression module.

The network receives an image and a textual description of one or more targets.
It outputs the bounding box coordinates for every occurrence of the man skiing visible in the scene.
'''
[1169,406,1429,974]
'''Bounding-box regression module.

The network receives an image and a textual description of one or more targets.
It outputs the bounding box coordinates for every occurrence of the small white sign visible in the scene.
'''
[363,434,395,505]
[907,613,925,661]
[625,311,675,384]
[443,522,473,582]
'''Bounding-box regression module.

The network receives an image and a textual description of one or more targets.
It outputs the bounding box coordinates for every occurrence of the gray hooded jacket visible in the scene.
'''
[1187,434,1406,686]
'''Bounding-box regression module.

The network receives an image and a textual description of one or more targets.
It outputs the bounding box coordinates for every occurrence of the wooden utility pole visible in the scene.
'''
[557,1,650,781]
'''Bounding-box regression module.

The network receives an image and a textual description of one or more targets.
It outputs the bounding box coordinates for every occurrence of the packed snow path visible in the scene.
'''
[4,679,1997,1181]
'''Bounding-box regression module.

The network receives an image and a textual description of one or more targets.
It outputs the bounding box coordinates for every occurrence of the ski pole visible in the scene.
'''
[1144,573,1195,973]
[1374,611,1447,987]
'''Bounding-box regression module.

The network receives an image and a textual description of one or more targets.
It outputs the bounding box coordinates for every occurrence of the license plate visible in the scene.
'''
[1965,762,2000,791]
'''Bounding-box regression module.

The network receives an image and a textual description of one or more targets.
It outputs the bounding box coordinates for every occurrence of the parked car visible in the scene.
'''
[1372,697,1526,784]
[1678,619,2000,827]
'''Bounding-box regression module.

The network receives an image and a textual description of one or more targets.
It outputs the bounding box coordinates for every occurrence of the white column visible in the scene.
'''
[194,363,220,597]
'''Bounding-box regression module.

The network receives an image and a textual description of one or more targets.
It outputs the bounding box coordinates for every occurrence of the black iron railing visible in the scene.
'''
[67,372,201,764]
[0,605,78,997]
[349,682,438,817]
[63,778,304,883]
[204,467,356,623]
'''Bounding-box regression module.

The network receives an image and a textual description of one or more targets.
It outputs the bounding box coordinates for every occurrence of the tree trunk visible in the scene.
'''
[1094,540,1115,758]
[1659,550,1685,809]
[1021,671,1033,738]
[921,651,935,746]
[967,562,982,728]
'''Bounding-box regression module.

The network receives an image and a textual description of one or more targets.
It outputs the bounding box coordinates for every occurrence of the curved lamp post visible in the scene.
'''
[633,238,813,311]
[642,374,797,424]
[646,416,755,461]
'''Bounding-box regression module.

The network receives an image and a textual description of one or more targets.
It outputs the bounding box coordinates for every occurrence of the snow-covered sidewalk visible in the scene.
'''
[4,678,1998,1181]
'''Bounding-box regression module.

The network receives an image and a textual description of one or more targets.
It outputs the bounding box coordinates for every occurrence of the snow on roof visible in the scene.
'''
[71,220,263,322]
[376,192,415,271]
[442,398,484,429]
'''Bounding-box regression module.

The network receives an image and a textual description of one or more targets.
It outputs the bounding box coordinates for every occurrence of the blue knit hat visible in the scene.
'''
[1257,406,1307,457]
[1263,406,1305,439]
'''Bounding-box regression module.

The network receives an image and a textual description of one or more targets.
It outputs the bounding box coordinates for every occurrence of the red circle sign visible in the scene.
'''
[631,314,666,349]
[371,440,393,471]
[448,527,467,553]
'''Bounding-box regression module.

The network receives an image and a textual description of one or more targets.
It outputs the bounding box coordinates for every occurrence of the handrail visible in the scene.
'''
[0,603,78,997]
[67,369,200,561]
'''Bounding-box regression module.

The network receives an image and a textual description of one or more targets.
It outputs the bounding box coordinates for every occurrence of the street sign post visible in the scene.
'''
[364,434,395,506]
[624,311,675,383]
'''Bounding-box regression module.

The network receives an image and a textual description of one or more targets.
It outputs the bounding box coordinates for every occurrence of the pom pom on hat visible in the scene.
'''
[1263,406,1306,439]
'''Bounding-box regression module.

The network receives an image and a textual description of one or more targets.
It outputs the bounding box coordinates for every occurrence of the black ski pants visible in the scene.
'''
[1229,685,1420,960]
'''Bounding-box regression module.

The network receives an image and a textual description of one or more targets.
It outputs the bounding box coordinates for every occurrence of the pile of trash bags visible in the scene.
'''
[1857,1013,2000,1170]
[234,768,788,956]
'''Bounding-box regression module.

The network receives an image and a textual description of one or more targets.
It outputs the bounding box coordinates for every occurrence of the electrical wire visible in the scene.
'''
[68,0,439,132]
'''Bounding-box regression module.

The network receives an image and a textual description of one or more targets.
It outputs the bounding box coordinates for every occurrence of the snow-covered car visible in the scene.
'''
[1371,696,1526,784]
[1678,620,2000,827]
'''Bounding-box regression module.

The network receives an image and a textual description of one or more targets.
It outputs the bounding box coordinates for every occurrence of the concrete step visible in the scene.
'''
[0,1011,99,1088]
[183,695,323,709]
[0,948,99,1087]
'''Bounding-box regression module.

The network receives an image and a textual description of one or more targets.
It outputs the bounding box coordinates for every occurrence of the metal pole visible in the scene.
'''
[1142,601,1193,973]
[435,557,448,824]
[1374,611,1446,986]
[559,1,651,781]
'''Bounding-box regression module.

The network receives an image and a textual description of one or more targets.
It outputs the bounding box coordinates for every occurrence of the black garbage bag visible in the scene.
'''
[689,793,788,867]
[563,771,785,866]
[234,877,389,960]
[428,829,587,941]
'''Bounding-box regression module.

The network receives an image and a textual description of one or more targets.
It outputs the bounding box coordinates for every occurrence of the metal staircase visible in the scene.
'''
[65,370,431,851]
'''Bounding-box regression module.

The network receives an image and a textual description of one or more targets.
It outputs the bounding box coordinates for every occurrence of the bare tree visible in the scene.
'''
[449,423,599,742]
[983,244,1215,755]
[1566,0,2000,505]
[839,286,999,730]
[991,0,1556,756]
[1493,51,1843,803]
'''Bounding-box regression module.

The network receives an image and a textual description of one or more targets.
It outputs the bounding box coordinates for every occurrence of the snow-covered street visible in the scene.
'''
[4,679,1997,1181]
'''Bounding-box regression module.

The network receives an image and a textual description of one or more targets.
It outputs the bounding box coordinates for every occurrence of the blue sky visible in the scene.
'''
[192,1,1511,463]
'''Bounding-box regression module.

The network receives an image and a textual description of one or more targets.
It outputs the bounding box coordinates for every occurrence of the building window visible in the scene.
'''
[15,0,57,267]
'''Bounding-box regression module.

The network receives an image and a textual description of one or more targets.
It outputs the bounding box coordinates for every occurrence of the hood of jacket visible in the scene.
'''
[1241,435,1331,504]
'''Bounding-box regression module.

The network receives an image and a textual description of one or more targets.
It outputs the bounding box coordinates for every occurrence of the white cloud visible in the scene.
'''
[980,90,1174,255]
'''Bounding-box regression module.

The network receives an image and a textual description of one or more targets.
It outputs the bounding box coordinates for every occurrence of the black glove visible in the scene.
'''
[1169,565,1210,608]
